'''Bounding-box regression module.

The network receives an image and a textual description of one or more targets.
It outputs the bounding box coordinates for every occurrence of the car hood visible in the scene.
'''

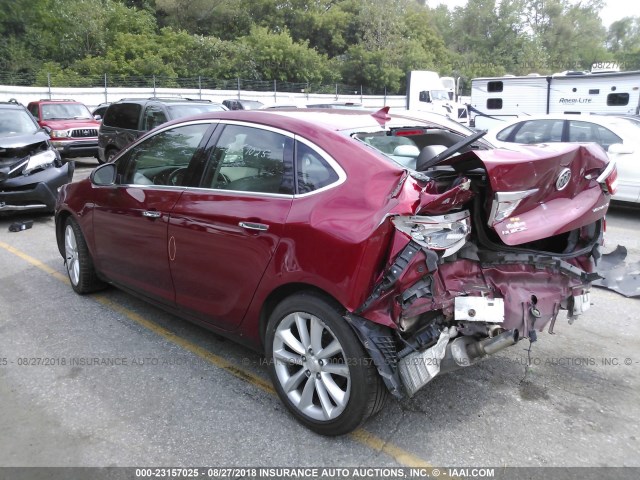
[439,142,611,245]
[39,119,99,129]
[0,131,50,149]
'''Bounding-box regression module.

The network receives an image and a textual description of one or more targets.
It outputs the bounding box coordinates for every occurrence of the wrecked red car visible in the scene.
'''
[54,108,616,435]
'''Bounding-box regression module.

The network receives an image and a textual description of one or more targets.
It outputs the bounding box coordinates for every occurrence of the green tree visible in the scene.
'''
[522,0,609,71]
[238,26,337,83]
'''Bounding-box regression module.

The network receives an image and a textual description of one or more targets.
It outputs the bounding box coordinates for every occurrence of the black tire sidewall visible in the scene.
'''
[64,217,103,294]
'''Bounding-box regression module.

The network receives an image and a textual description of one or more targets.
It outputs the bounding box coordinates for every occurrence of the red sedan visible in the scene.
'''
[55,108,616,435]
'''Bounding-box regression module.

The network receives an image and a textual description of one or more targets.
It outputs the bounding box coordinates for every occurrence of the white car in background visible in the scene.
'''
[484,114,640,203]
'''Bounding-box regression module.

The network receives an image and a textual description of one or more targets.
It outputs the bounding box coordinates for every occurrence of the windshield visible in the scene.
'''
[167,104,226,118]
[0,109,39,137]
[430,90,450,101]
[41,103,92,120]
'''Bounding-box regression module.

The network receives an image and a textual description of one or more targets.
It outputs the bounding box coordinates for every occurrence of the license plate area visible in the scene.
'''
[454,296,505,323]
[569,291,591,316]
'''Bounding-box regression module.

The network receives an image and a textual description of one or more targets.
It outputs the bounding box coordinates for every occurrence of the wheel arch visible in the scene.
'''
[257,283,344,348]
[55,209,74,257]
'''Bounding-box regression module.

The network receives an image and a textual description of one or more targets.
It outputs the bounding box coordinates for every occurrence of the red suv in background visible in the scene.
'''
[27,99,100,161]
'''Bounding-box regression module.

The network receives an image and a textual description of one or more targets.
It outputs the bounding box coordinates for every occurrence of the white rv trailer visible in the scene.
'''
[406,70,469,124]
[470,70,640,129]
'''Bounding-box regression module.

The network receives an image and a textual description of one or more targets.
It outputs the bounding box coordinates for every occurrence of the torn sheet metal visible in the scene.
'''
[398,328,451,396]
[593,245,640,298]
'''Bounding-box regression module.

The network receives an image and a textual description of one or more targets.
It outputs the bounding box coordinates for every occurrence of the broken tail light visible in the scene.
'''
[487,188,538,226]
[596,161,618,195]
[392,210,470,257]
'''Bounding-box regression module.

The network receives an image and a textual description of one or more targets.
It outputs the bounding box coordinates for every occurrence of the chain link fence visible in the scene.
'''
[0,73,391,97]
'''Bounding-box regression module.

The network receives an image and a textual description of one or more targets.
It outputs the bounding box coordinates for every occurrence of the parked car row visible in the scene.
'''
[27,99,101,161]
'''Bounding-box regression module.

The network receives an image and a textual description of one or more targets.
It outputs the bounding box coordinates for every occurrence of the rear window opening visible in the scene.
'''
[353,128,487,171]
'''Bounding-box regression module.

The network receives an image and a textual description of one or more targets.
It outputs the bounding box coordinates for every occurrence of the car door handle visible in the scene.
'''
[142,210,162,219]
[238,221,269,231]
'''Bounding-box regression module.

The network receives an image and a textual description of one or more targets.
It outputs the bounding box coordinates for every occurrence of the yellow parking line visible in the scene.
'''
[0,241,68,283]
[0,240,432,468]
[95,295,276,395]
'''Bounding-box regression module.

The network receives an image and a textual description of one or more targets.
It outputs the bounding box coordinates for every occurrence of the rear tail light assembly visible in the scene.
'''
[392,210,471,257]
[596,161,618,195]
[487,188,538,226]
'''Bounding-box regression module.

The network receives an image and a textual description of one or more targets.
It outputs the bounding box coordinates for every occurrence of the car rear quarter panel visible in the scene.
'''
[239,130,419,340]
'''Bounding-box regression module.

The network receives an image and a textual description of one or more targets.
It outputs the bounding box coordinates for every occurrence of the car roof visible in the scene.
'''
[30,99,83,104]
[171,108,457,134]
[0,102,26,110]
[114,97,213,105]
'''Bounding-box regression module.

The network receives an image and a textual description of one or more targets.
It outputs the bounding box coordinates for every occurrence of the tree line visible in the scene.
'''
[0,0,638,94]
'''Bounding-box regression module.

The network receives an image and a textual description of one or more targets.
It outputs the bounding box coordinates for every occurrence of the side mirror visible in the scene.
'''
[419,91,431,103]
[607,143,634,155]
[94,114,102,121]
[90,163,117,186]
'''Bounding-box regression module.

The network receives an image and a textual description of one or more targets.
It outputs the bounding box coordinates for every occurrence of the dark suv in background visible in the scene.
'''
[0,100,73,213]
[98,97,227,163]
[27,99,100,161]
[222,99,264,110]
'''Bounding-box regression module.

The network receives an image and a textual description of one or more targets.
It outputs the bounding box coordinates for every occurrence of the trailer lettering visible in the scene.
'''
[559,97,592,104]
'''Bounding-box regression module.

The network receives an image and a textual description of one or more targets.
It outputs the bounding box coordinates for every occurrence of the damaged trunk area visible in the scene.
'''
[349,142,612,399]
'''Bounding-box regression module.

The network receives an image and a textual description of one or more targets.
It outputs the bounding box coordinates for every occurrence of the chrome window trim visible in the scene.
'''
[213,119,295,139]
[180,185,294,199]
[293,135,347,198]
[114,184,188,191]
[112,119,220,162]
[179,120,346,198]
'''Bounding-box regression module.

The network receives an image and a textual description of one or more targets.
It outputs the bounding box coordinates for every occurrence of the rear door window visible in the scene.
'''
[202,124,294,194]
[567,121,594,143]
[513,119,564,144]
[142,106,168,131]
[568,120,621,149]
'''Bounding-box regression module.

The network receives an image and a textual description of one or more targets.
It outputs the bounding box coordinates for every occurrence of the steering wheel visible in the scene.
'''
[215,172,231,188]
[166,167,188,186]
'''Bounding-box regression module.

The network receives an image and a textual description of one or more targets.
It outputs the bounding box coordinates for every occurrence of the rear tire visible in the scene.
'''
[64,217,106,294]
[265,292,387,436]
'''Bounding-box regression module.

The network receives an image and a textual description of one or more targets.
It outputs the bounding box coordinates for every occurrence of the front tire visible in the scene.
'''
[64,217,105,294]
[265,292,387,436]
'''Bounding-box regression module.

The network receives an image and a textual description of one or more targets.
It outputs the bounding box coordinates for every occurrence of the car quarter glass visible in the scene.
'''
[295,140,340,194]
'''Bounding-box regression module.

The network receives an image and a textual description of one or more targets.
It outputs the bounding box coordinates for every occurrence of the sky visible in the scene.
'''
[427,0,640,28]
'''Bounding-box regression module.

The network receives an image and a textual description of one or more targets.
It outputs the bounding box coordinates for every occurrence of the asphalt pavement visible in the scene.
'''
[0,159,638,471]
